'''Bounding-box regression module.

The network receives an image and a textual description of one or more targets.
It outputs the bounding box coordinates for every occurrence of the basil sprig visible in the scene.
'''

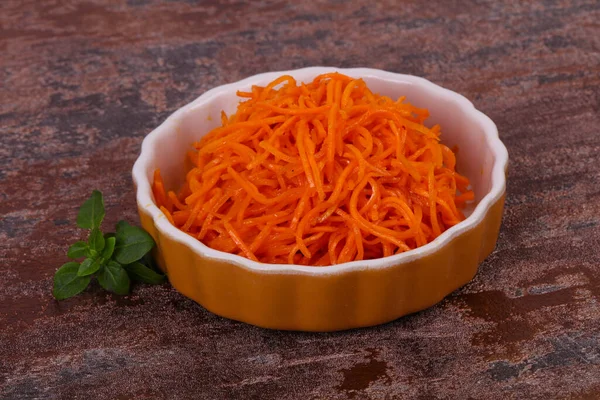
[53,191,165,300]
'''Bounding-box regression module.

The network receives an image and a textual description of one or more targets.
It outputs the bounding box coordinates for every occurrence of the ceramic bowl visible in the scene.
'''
[133,67,508,331]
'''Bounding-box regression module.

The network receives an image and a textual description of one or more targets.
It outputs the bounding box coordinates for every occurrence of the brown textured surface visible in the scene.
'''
[1,0,599,399]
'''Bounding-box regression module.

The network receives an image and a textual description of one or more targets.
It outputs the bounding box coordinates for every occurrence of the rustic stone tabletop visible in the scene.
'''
[1,1,599,399]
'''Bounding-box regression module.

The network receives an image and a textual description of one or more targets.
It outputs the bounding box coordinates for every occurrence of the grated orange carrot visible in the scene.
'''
[153,73,474,265]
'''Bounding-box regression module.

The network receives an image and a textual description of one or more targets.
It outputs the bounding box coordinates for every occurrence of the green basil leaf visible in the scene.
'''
[97,260,130,295]
[88,227,105,254]
[67,241,88,259]
[141,252,159,272]
[53,262,91,300]
[113,221,155,265]
[77,258,101,276]
[100,236,116,262]
[116,220,129,233]
[124,261,165,285]
[76,190,105,230]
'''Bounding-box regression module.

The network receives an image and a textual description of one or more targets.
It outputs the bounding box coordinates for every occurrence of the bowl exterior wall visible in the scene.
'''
[138,193,504,331]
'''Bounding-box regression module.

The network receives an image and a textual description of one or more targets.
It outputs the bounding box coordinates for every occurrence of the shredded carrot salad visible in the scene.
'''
[152,73,474,266]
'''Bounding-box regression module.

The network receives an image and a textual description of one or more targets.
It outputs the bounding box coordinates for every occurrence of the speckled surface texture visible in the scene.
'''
[1,1,600,399]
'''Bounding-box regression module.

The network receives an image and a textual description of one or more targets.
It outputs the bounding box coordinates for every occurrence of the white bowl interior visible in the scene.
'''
[135,67,507,273]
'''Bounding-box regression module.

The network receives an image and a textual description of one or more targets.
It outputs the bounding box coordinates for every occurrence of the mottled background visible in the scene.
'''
[1,0,599,399]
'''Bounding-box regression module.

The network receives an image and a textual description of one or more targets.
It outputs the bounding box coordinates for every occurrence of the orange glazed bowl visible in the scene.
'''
[132,67,508,331]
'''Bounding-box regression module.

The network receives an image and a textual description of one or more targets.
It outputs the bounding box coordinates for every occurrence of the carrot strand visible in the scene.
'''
[153,73,472,265]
